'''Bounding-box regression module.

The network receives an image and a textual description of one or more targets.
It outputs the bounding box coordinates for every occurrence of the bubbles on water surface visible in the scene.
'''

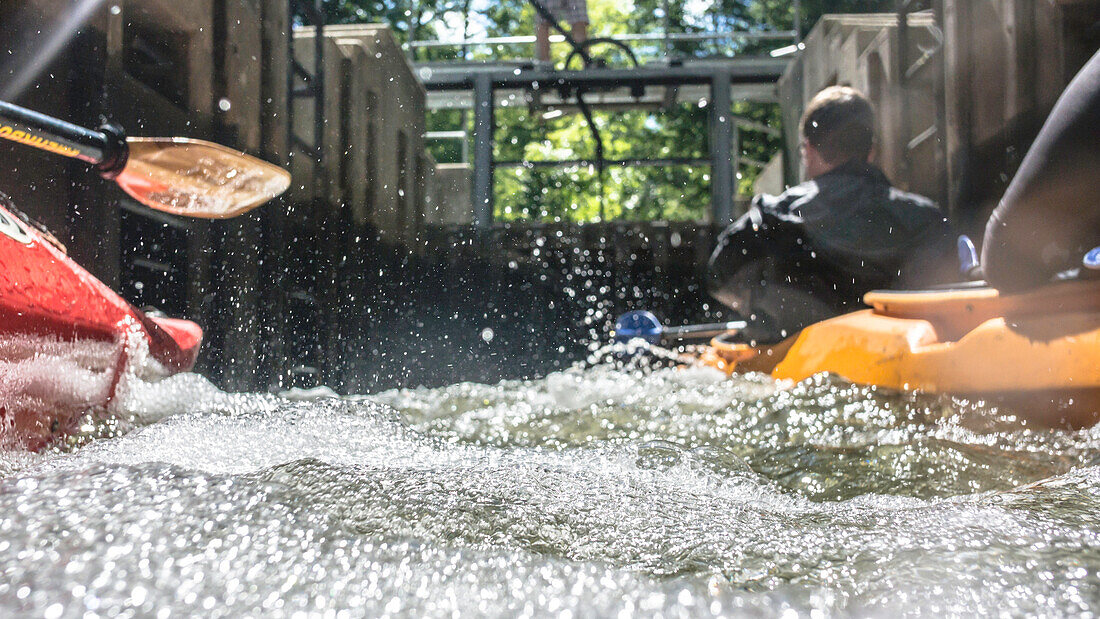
[1,365,1099,616]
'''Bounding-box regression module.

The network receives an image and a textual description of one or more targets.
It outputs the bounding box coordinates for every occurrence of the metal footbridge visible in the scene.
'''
[410,0,801,227]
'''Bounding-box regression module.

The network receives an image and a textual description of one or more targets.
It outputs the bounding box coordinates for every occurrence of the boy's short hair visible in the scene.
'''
[800,86,876,164]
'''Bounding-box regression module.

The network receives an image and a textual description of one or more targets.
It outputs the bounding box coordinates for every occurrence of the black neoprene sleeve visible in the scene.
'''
[981,50,1100,290]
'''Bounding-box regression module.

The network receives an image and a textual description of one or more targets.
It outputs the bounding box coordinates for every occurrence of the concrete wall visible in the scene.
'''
[426,163,474,226]
[781,2,1100,231]
[121,1,214,115]
[223,0,266,151]
[333,38,376,225]
[259,1,291,163]
[306,24,430,245]
[941,0,1100,229]
[288,31,345,206]
[752,154,785,197]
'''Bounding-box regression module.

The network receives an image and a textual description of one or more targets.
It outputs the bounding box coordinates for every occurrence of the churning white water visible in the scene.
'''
[1,363,1099,617]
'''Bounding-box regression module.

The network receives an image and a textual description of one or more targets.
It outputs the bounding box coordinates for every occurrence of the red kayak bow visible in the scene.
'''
[0,198,201,448]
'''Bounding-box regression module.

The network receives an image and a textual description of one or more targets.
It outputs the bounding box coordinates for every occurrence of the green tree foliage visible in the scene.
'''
[324,0,898,222]
[494,104,713,222]
[321,0,471,60]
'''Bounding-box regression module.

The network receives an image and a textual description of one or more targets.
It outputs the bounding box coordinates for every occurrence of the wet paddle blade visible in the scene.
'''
[115,138,291,218]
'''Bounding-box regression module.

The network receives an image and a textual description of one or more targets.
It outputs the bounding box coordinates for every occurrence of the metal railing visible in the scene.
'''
[405,0,802,62]
[407,30,799,50]
[417,0,801,227]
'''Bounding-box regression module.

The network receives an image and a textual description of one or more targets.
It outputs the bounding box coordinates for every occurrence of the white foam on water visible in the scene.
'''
[0,334,121,447]
[2,361,1100,617]
[0,335,119,411]
[116,372,277,424]
[277,385,341,401]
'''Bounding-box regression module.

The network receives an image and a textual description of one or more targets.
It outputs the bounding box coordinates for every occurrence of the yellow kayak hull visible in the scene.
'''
[701,280,1100,427]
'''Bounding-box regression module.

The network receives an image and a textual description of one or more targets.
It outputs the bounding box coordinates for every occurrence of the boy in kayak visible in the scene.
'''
[706,86,956,344]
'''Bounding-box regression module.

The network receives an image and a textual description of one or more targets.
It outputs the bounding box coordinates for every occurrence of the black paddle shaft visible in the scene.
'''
[662,321,747,341]
[0,100,128,177]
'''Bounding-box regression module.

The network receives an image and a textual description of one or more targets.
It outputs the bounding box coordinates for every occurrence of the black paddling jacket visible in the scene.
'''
[706,160,955,343]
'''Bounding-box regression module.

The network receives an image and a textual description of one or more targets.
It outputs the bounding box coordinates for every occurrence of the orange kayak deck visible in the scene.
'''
[700,280,1100,428]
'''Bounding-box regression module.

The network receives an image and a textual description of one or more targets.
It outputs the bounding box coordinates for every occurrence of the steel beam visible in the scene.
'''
[424,82,778,111]
[710,70,735,227]
[496,157,710,169]
[406,30,799,49]
[419,58,790,92]
[472,73,494,228]
[494,154,768,170]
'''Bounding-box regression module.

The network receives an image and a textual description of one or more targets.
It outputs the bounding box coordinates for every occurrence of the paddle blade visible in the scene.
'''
[114,138,291,218]
[613,310,663,344]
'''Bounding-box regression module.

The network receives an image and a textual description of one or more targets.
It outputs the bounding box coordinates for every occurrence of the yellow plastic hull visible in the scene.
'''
[700,280,1100,427]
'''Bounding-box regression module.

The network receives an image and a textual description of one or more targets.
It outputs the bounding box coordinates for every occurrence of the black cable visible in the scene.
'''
[526,0,606,216]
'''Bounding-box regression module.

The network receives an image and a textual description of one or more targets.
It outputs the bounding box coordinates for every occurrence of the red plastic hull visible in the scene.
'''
[0,201,201,447]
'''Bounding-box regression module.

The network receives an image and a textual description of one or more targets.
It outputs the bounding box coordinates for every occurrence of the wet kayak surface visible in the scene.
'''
[2,365,1099,617]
